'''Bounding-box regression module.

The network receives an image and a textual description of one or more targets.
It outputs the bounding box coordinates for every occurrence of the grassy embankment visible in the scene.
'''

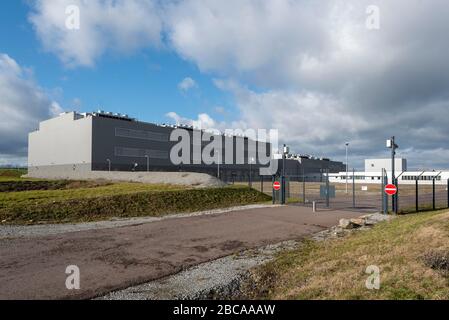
[243,209,449,299]
[0,169,271,225]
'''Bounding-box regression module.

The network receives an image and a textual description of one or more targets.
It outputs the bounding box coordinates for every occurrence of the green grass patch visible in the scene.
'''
[0,184,271,224]
[0,168,27,181]
[242,209,449,300]
[0,179,113,192]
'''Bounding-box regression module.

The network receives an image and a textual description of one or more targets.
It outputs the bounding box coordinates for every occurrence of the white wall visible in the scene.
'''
[365,158,407,172]
[28,112,92,167]
[329,171,449,185]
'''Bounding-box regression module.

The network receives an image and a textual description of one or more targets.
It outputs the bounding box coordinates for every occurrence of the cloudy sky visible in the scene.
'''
[1,0,449,169]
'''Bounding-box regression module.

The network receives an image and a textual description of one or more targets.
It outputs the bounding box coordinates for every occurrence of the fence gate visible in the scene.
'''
[283,173,382,213]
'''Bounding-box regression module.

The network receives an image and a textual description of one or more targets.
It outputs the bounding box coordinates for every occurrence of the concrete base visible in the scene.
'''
[25,166,225,188]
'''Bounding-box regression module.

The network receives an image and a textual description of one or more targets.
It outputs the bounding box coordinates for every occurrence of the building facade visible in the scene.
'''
[328,158,449,185]
[28,111,345,181]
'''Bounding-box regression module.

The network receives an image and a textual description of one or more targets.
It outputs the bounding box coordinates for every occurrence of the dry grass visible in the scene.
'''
[244,210,449,299]
[0,183,271,225]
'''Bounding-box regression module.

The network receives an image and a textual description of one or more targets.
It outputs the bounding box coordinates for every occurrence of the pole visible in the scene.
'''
[302,167,306,204]
[249,158,252,188]
[384,168,389,214]
[416,178,419,212]
[447,178,449,209]
[325,169,330,208]
[391,136,396,213]
[395,176,399,214]
[381,168,385,213]
[416,171,425,212]
[433,177,436,210]
[217,150,220,179]
[395,171,404,214]
[352,168,355,208]
[145,155,149,172]
[282,145,286,204]
[272,175,275,204]
[107,159,111,172]
[260,175,263,193]
[345,142,349,194]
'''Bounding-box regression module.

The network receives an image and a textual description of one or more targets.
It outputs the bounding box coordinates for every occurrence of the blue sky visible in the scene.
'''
[1,0,449,169]
[0,1,233,125]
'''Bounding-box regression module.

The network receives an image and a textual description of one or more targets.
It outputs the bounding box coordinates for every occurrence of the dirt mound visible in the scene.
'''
[25,171,226,188]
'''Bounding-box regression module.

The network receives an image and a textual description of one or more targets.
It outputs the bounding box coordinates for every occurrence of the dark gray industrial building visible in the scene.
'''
[28,111,345,182]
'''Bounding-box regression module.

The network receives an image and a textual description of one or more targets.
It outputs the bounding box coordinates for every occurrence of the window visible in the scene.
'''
[114,147,168,159]
[115,127,169,142]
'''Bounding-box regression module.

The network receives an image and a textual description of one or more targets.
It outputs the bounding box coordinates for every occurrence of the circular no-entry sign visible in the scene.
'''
[384,184,397,195]
[273,181,281,191]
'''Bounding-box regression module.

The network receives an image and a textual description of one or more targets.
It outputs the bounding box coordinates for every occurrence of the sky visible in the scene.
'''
[1,0,449,170]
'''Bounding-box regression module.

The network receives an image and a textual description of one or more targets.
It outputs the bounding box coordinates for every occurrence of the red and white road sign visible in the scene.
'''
[384,184,397,195]
[273,181,281,191]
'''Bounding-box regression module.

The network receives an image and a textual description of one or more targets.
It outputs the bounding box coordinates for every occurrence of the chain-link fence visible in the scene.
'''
[237,171,449,214]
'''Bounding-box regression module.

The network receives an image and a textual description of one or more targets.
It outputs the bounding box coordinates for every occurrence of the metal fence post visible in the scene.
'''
[325,169,330,208]
[302,168,306,204]
[272,175,275,204]
[396,177,399,214]
[352,168,356,208]
[447,178,449,209]
[381,169,385,213]
[384,168,389,214]
[249,170,252,188]
[433,178,436,210]
[415,178,419,212]
[260,175,263,193]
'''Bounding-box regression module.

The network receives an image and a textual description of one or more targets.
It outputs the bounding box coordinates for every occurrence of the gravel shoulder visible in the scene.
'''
[97,240,300,300]
[98,213,392,300]
[0,204,276,239]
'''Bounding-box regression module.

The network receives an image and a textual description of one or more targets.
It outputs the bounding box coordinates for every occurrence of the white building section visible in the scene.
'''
[365,158,407,172]
[329,158,449,185]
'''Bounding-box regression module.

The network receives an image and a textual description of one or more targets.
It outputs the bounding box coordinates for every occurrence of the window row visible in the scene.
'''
[115,127,169,142]
[114,147,169,159]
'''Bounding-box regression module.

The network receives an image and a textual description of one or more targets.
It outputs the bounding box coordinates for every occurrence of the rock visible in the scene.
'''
[339,218,355,229]
[361,213,391,225]
[1,219,6,223]
[332,227,346,236]
[339,218,365,229]
[349,218,365,227]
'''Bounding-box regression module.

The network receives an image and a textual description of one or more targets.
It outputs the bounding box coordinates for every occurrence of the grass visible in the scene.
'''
[0,179,113,192]
[242,209,449,300]
[0,168,27,181]
[0,179,271,224]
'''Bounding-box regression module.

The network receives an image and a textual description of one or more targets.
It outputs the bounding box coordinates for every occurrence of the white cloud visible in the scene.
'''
[0,54,63,162]
[27,0,449,168]
[178,77,197,92]
[29,0,162,67]
[166,112,215,130]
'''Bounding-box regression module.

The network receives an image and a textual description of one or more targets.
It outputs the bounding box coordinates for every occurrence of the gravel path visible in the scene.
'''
[98,213,391,300]
[0,204,276,239]
[0,206,361,299]
[97,240,299,300]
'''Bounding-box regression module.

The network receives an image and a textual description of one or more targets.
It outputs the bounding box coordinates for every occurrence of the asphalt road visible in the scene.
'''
[0,205,362,299]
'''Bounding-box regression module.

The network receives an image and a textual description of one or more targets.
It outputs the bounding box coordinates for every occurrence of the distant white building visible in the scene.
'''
[328,158,449,185]
[364,158,407,173]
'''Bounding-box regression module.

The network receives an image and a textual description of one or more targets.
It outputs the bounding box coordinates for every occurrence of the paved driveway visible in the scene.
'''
[0,205,361,299]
